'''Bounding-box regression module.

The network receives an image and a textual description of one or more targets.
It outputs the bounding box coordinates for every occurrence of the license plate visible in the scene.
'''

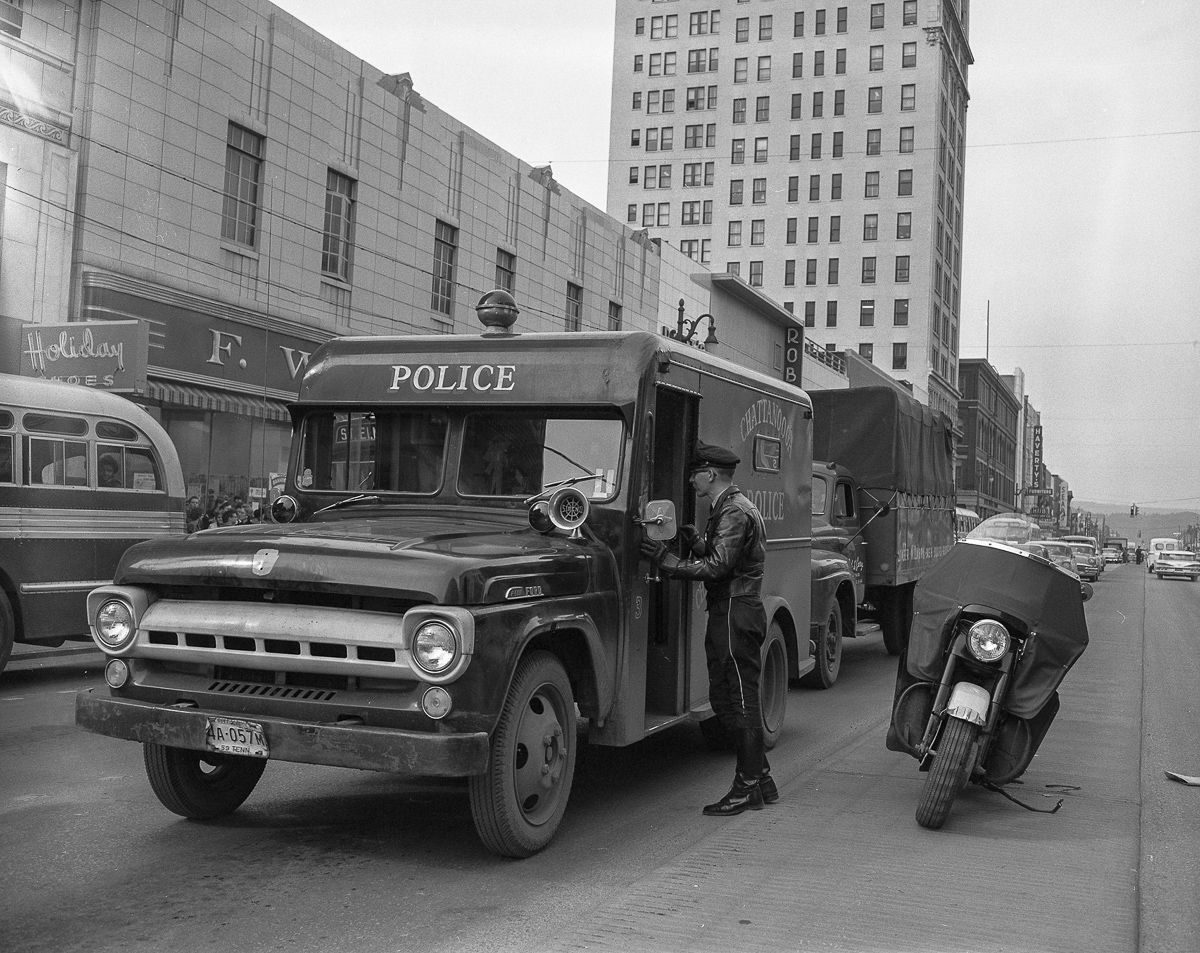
[204,716,269,758]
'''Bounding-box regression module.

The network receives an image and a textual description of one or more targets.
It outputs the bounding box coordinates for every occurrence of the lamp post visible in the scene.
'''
[669,298,719,346]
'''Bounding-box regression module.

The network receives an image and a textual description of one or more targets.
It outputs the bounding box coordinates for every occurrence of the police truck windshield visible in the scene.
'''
[297,409,623,500]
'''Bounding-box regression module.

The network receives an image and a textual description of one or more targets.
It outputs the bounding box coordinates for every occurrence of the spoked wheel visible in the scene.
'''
[143,743,267,820]
[801,600,843,689]
[469,651,577,858]
[915,716,978,829]
[760,619,788,748]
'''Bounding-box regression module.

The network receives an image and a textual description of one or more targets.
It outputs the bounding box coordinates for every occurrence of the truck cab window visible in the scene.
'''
[459,412,623,499]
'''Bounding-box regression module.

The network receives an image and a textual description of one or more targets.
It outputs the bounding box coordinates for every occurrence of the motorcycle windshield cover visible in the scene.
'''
[907,540,1089,719]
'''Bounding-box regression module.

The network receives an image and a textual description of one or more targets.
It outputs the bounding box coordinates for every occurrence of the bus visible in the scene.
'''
[954,506,980,540]
[0,374,185,672]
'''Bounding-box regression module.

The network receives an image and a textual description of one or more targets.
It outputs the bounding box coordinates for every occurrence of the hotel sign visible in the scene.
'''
[21,320,149,392]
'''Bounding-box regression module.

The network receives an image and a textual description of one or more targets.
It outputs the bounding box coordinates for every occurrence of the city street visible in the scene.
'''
[2,561,1197,953]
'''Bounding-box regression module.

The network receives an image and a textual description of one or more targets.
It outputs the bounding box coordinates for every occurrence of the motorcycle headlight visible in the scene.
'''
[412,620,459,675]
[967,619,1010,662]
[96,600,136,649]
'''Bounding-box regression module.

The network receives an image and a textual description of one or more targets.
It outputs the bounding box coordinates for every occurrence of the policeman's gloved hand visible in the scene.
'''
[679,524,705,557]
[640,538,667,563]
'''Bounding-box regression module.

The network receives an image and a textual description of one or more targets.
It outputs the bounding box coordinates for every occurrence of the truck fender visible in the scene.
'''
[519,613,612,726]
[760,594,804,680]
[810,552,855,634]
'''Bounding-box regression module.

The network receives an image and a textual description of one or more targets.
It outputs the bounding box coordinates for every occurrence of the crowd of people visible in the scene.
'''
[185,492,265,532]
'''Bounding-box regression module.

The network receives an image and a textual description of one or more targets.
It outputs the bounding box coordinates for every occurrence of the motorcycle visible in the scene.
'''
[887,513,1091,829]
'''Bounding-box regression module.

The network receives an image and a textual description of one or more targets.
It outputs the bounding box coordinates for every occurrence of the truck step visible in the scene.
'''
[853,621,882,639]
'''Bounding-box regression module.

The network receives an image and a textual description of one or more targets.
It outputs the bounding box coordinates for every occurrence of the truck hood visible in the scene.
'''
[115,511,604,605]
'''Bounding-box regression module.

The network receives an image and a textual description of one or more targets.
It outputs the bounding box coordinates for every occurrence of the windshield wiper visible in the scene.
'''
[313,493,382,516]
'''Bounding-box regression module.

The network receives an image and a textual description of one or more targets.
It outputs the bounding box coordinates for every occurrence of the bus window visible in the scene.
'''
[0,432,12,484]
[97,443,163,490]
[26,435,88,486]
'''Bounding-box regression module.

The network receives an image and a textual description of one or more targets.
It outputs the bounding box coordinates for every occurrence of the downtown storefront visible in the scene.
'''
[24,273,330,519]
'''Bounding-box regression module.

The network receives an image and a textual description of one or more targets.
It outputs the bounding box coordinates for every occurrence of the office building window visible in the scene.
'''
[814,50,825,76]
[730,179,744,204]
[736,16,749,42]
[836,48,847,75]
[870,3,885,28]
[753,178,767,203]
[812,91,824,118]
[865,171,880,198]
[834,89,845,115]
[898,169,914,195]
[815,9,826,34]
[859,343,874,363]
[903,42,917,68]
[222,123,263,246]
[900,126,915,153]
[893,342,908,370]
[811,133,822,159]
[862,257,877,283]
[903,1,917,26]
[759,15,772,40]
[805,259,818,285]
[895,255,911,282]
[787,217,798,243]
[321,169,356,281]
[828,258,840,284]
[431,220,458,316]
[866,128,881,156]
[733,97,747,123]
[495,249,516,293]
[734,57,748,83]
[830,215,841,242]
[565,282,583,332]
[860,299,876,326]
[791,92,803,118]
[627,204,637,223]
[788,176,800,202]
[826,301,838,327]
[728,220,743,246]
[868,87,883,114]
[785,260,796,286]
[901,84,916,110]
[792,53,804,79]
[805,301,816,327]
[608,301,622,331]
[756,96,770,121]
[831,173,842,199]
[869,46,883,71]
[809,174,821,201]
[894,298,910,326]
[897,211,912,239]
[754,137,769,162]
[732,139,746,163]
[836,6,848,32]
[794,11,805,37]
[833,131,844,158]
[749,260,764,286]
[751,219,765,245]
[807,217,819,243]
[757,56,772,81]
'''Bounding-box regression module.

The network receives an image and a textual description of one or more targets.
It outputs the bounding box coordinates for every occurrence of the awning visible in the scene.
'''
[146,379,291,423]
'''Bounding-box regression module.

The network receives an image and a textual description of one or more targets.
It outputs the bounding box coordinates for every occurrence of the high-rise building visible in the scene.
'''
[607,0,973,419]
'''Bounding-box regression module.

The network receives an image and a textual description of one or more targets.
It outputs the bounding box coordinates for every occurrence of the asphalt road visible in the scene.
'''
[1,561,1196,952]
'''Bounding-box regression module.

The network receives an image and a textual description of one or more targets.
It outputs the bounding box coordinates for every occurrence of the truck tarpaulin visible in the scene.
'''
[810,387,954,496]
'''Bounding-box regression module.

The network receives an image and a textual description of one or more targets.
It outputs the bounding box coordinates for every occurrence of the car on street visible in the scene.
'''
[1065,541,1102,581]
[1154,551,1200,581]
[1040,540,1079,576]
[1102,546,1123,564]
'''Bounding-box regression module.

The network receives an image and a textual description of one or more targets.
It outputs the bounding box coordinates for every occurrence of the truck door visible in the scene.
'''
[644,386,698,722]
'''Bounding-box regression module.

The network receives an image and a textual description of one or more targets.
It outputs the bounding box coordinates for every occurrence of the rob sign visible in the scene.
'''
[783,326,804,386]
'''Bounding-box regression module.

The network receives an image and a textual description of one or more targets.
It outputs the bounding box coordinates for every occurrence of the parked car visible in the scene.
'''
[1154,551,1200,581]
[1065,541,1101,581]
[1102,546,1123,564]
[1040,540,1079,576]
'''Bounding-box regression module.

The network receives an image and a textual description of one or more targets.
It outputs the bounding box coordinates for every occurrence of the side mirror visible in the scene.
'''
[637,500,677,541]
[1080,582,1093,602]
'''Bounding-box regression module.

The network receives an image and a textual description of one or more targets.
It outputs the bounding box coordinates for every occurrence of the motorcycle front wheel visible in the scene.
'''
[915,716,978,829]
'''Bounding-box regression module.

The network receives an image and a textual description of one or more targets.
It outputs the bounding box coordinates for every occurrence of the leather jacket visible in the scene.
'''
[660,485,766,600]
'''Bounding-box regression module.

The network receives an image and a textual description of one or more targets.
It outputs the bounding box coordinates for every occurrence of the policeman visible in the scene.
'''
[641,441,776,815]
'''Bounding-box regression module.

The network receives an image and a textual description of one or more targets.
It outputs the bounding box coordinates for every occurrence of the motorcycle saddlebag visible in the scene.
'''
[983,691,1061,785]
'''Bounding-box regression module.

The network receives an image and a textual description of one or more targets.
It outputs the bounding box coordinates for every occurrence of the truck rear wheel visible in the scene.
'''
[760,619,788,748]
[143,743,266,820]
[802,600,843,689]
[469,651,577,858]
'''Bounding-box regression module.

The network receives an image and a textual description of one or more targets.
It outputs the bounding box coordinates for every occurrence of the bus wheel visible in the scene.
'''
[0,590,15,675]
[469,651,577,858]
[760,619,788,749]
[143,743,266,820]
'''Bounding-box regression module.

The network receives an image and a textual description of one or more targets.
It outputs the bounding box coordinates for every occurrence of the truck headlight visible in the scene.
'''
[967,619,1009,662]
[412,620,459,675]
[96,600,136,649]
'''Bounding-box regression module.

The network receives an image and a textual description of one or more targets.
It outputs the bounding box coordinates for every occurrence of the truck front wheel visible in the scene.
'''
[469,651,577,858]
[802,600,843,689]
[143,743,266,820]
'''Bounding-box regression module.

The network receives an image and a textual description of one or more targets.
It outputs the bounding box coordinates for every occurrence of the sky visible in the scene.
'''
[270,0,1200,510]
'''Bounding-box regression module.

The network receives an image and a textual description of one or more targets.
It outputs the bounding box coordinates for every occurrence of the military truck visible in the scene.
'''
[805,386,956,687]
[74,294,814,857]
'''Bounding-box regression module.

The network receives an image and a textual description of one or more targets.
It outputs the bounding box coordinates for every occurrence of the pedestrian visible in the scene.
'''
[98,453,122,488]
[640,440,776,816]
[185,495,202,532]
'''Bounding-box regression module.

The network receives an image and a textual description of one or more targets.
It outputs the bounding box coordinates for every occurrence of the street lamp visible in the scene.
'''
[669,298,719,346]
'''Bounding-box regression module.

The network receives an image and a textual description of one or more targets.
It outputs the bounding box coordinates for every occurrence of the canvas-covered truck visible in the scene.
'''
[74,294,814,858]
[805,386,956,686]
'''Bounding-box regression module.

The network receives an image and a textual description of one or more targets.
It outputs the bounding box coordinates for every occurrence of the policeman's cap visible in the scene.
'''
[690,441,740,471]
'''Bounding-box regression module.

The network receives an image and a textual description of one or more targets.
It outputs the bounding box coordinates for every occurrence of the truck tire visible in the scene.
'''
[801,600,843,689]
[760,619,788,749]
[469,651,577,858]
[0,590,15,675]
[143,743,266,820]
[915,716,978,830]
[880,587,913,656]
